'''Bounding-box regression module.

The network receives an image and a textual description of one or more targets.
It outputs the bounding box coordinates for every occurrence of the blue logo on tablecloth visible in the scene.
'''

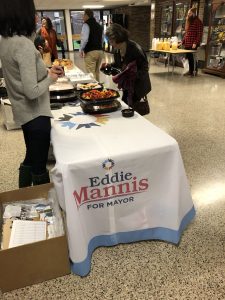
[57,112,109,130]
[102,159,115,171]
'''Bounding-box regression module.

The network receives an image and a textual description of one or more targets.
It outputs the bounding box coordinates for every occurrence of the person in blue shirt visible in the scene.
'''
[79,9,103,82]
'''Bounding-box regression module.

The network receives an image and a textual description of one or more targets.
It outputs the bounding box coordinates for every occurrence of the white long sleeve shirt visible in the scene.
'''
[80,23,90,52]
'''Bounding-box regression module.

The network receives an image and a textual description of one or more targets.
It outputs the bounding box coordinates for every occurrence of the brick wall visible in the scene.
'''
[112,6,151,51]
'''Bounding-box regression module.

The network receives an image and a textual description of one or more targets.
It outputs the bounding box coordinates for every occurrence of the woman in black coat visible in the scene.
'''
[103,23,151,107]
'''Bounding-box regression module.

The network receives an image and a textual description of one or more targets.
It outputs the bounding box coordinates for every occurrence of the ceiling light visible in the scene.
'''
[82,5,105,8]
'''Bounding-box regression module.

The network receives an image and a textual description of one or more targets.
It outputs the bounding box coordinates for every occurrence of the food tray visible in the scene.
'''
[49,78,74,95]
[50,92,78,103]
[79,88,120,105]
[52,58,73,69]
[75,82,103,91]
[80,100,121,114]
[66,73,95,84]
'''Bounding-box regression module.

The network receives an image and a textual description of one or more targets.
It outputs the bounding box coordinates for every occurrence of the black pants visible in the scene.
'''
[185,47,198,74]
[51,54,57,62]
[22,116,51,175]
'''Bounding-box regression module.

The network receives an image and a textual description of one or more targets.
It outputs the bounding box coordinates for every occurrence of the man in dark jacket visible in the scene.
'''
[80,9,103,81]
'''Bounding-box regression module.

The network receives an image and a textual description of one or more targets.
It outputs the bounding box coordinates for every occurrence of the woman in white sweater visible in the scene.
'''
[0,0,64,187]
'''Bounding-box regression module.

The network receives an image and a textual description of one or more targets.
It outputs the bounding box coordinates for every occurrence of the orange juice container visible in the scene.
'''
[165,41,170,51]
[156,39,163,50]
[171,42,178,50]
[162,38,166,50]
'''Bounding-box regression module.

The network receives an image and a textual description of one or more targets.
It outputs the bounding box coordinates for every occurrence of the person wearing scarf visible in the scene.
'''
[103,23,151,111]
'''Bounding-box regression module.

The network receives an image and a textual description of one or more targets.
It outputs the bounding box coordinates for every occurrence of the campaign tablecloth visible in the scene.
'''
[51,104,195,276]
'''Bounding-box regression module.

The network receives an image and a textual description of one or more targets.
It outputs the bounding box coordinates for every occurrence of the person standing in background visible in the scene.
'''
[104,23,151,113]
[79,9,103,82]
[182,7,203,76]
[0,0,64,187]
[38,16,58,62]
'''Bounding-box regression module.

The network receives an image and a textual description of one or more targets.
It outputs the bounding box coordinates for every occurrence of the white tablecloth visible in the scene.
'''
[51,104,195,276]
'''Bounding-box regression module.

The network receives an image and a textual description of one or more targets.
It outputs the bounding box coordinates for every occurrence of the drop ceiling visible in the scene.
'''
[34,0,151,10]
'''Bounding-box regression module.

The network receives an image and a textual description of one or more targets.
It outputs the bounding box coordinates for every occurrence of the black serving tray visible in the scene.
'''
[80,100,121,114]
[50,91,77,103]
[79,88,120,105]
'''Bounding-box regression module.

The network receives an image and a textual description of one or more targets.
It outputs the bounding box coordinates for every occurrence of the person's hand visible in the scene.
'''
[48,68,58,82]
[51,65,65,77]
[192,43,197,49]
[80,51,85,58]
[38,45,44,55]
[100,62,108,70]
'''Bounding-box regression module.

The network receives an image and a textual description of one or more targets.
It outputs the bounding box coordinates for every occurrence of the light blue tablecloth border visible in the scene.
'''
[71,206,196,277]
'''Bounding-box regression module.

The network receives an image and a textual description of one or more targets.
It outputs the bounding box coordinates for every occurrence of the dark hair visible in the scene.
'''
[42,16,53,30]
[0,0,36,37]
[84,9,94,18]
[106,23,129,43]
[34,35,45,50]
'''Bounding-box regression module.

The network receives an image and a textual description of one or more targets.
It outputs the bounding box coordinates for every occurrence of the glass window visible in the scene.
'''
[37,11,68,51]
[70,11,84,50]
[160,4,173,38]
[175,3,189,40]
[70,10,105,50]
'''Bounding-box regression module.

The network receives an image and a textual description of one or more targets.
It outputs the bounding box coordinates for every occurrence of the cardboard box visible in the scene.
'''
[0,99,21,130]
[0,183,70,293]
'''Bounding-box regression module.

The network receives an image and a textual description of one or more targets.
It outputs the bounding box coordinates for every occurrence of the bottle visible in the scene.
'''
[162,38,167,50]
[164,38,170,51]
[152,38,156,50]
[171,36,178,50]
[157,38,163,50]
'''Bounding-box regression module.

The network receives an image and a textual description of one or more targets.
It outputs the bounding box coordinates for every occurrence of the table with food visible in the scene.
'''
[49,65,195,276]
[49,62,123,114]
[1,61,195,277]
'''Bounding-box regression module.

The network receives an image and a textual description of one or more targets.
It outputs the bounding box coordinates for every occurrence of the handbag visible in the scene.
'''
[132,96,150,116]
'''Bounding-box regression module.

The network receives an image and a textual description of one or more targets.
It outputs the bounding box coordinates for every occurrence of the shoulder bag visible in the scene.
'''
[132,96,150,116]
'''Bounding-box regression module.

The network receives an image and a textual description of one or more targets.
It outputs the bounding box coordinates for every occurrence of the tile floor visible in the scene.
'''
[0,53,225,299]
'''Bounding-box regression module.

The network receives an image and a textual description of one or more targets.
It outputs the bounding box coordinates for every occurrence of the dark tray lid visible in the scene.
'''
[80,99,121,114]
[50,92,77,103]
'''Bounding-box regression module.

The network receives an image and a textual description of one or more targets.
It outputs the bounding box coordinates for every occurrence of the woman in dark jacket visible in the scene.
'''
[104,23,151,108]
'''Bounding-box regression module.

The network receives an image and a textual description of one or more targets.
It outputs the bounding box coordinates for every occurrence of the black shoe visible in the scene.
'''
[183,71,192,76]
[32,170,50,186]
[19,164,32,188]
[184,71,195,77]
